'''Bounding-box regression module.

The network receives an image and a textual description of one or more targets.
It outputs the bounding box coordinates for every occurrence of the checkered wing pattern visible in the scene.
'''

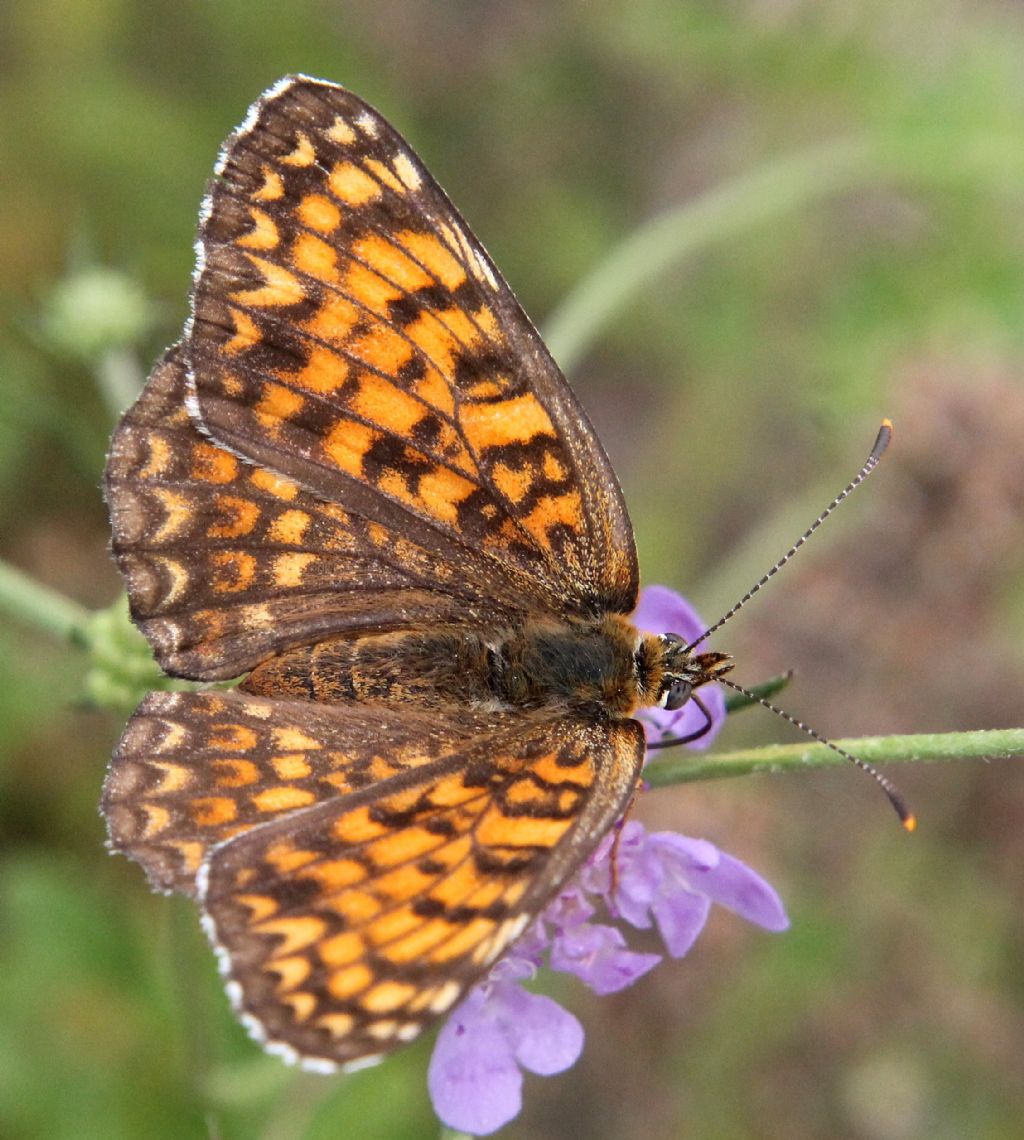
[106,348,528,679]
[105,688,644,1066]
[186,76,637,628]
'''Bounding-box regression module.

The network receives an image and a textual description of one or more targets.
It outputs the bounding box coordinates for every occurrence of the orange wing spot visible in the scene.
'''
[235,893,279,922]
[297,193,342,234]
[362,980,417,1013]
[208,723,260,752]
[504,778,550,807]
[268,954,311,992]
[167,839,204,875]
[291,343,350,394]
[222,306,263,356]
[211,758,261,788]
[264,841,319,874]
[327,963,373,1000]
[323,418,382,478]
[280,130,317,167]
[190,441,239,484]
[464,377,506,400]
[377,462,475,526]
[328,161,382,206]
[250,466,300,499]
[237,206,279,251]
[364,158,403,193]
[331,805,389,845]
[299,857,368,895]
[459,393,556,452]
[353,234,432,294]
[557,788,582,813]
[349,323,415,377]
[364,825,444,868]
[232,255,306,308]
[350,370,425,434]
[543,451,568,482]
[364,907,424,946]
[211,550,257,592]
[473,304,501,338]
[282,991,317,1022]
[267,508,311,546]
[329,889,382,925]
[272,551,317,587]
[412,367,456,417]
[396,230,466,291]
[189,796,238,827]
[301,291,362,345]
[151,488,192,541]
[255,380,306,427]
[252,164,285,201]
[426,860,487,909]
[292,232,340,283]
[369,862,437,902]
[366,755,400,782]
[316,1011,356,1038]
[476,806,572,849]
[251,785,316,813]
[392,151,422,191]
[208,494,261,539]
[492,461,534,505]
[148,760,191,794]
[383,920,460,967]
[344,259,402,315]
[326,115,357,145]
[138,435,173,478]
[428,917,497,964]
[256,915,326,956]
[270,753,312,780]
[271,725,323,752]
[139,802,171,838]
[427,774,482,809]
[531,749,593,787]
[522,490,583,550]
[318,930,365,967]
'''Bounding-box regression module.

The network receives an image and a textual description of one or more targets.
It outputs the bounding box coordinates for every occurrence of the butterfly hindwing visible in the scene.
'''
[198,705,645,1068]
[103,689,491,895]
[105,348,531,679]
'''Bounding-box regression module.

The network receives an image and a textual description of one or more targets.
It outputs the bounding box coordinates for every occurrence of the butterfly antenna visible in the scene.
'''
[716,675,916,831]
[685,419,893,654]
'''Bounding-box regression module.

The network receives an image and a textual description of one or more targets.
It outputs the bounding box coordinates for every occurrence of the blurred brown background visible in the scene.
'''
[1,2,1023,1138]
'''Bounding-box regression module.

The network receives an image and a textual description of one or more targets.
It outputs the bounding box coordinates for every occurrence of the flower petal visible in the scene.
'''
[497,985,585,1075]
[550,921,661,995]
[428,992,523,1136]
[688,849,790,931]
[651,886,711,957]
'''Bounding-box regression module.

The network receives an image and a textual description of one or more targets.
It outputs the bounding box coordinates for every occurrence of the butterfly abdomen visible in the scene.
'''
[241,613,647,715]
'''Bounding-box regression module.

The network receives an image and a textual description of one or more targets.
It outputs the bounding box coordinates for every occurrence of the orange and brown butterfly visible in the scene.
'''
[102,75,732,1072]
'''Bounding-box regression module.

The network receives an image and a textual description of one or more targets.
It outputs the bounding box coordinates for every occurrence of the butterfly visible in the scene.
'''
[102,75,731,1071]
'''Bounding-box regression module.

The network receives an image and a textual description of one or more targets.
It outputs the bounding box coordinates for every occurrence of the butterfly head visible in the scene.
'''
[651,633,733,710]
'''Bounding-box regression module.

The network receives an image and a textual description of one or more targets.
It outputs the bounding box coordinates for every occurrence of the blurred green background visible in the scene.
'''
[2,2,1023,1138]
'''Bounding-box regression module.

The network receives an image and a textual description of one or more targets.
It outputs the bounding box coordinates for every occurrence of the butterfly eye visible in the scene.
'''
[662,678,692,711]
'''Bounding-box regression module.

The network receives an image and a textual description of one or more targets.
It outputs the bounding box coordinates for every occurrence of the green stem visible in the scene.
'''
[0,557,91,642]
[543,138,874,374]
[644,728,1024,789]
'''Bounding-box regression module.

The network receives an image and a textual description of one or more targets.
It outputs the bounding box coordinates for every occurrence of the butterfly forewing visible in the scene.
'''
[188,76,637,618]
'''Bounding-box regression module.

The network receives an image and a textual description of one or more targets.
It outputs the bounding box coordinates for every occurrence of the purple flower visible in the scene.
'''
[427,976,584,1136]
[427,822,787,1134]
[634,584,727,749]
[425,585,785,1134]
